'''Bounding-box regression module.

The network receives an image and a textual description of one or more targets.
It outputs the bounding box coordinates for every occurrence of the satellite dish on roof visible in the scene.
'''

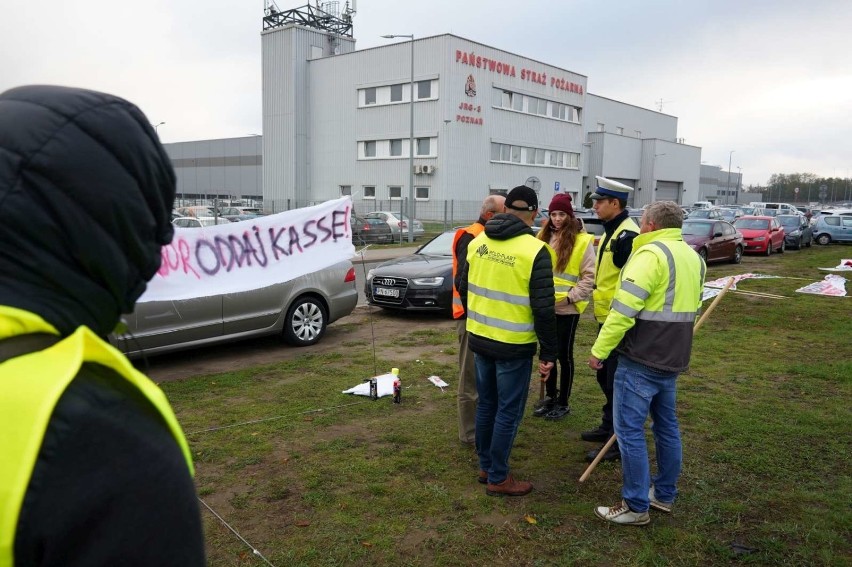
[525,176,541,194]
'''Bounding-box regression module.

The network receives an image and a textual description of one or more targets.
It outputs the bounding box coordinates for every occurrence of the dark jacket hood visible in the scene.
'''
[0,85,176,336]
[483,213,535,240]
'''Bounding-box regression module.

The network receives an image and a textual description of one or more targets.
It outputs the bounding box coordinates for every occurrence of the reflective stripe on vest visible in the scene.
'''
[452,223,485,319]
[553,232,593,314]
[593,216,639,323]
[609,240,706,323]
[465,233,549,344]
[0,326,194,567]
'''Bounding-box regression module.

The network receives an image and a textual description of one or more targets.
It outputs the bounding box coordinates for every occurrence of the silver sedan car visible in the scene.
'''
[110,260,358,357]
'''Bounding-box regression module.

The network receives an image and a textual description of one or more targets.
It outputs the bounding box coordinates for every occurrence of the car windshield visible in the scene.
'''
[735,219,769,230]
[778,216,800,228]
[689,210,712,218]
[682,221,713,237]
[417,231,455,256]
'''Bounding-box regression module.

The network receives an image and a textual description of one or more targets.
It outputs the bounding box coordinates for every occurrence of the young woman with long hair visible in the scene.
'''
[533,193,596,420]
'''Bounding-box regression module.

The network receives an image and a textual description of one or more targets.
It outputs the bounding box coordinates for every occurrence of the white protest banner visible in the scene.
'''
[795,275,848,297]
[139,197,354,302]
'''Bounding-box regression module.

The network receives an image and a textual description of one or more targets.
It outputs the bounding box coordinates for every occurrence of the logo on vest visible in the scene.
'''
[476,243,488,257]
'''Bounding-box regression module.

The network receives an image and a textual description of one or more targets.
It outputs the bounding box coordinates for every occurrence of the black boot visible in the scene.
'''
[533,396,555,417]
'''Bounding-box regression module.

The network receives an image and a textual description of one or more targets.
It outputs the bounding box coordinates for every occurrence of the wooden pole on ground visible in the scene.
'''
[578,276,735,483]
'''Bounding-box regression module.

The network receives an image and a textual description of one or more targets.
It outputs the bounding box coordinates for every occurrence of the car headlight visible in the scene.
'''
[789,230,801,236]
[366,269,375,280]
[411,276,444,287]
[753,236,765,241]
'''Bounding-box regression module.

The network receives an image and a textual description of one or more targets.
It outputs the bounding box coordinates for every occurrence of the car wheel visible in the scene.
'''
[817,234,831,245]
[698,248,708,262]
[765,241,772,256]
[283,296,328,347]
[731,245,743,264]
[779,240,785,254]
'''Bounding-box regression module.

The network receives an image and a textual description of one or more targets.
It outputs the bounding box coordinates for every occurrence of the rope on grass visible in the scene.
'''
[185,400,370,436]
[198,498,276,567]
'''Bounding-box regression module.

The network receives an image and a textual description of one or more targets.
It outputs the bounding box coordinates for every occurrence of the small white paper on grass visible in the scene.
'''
[428,375,449,388]
[342,373,396,397]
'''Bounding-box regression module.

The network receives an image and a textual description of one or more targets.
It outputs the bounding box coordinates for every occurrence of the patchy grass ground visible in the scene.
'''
[161,245,851,566]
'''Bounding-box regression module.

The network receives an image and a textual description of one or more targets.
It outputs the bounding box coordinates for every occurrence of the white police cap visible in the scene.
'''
[591,176,634,200]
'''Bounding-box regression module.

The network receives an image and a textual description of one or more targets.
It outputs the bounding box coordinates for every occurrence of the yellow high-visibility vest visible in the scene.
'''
[465,232,553,344]
[0,313,193,567]
[593,216,640,323]
[553,232,593,314]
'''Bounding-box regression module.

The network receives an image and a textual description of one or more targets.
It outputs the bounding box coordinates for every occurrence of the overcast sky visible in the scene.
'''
[3,0,850,187]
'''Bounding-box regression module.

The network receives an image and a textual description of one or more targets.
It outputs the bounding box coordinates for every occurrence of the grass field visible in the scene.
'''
[162,245,851,566]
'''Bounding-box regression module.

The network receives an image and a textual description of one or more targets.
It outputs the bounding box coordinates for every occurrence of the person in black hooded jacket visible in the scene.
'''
[0,86,205,566]
[455,185,557,497]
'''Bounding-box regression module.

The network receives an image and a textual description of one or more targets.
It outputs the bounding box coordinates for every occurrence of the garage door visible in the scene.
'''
[656,181,681,203]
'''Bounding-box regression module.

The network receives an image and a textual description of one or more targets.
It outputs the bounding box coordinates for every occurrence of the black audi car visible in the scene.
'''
[365,230,455,316]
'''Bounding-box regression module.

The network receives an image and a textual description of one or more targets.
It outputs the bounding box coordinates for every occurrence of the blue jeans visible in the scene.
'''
[613,355,682,513]
[474,353,532,484]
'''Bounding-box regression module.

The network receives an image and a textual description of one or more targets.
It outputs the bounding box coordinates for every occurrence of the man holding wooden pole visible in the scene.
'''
[588,201,705,526]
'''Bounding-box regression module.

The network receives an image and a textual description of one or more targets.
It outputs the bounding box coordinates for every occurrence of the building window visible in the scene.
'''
[512,93,523,111]
[390,84,403,102]
[389,186,402,200]
[417,80,431,99]
[597,122,605,132]
[415,186,430,200]
[616,127,624,135]
[364,87,376,105]
[340,185,351,196]
[363,141,376,158]
[363,185,376,199]
[511,145,521,163]
[389,139,403,156]
[490,143,501,161]
[416,138,430,156]
[535,148,545,165]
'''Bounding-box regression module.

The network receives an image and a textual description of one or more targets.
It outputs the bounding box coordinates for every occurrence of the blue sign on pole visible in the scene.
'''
[554,181,560,192]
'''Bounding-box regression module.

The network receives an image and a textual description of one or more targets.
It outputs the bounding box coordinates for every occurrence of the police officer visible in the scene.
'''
[590,201,705,525]
[452,194,505,445]
[581,176,639,463]
[0,86,205,565]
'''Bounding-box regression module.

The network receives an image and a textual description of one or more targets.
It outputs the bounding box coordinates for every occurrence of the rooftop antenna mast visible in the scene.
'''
[656,98,673,112]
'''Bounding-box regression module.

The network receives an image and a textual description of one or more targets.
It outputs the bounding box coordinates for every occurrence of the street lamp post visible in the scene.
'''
[725,150,735,205]
[381,33,415,243]
[152,121,165,134]
[736,166,742,204]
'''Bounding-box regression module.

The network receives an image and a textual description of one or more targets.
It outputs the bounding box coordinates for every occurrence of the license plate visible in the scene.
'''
[375,287,400,298]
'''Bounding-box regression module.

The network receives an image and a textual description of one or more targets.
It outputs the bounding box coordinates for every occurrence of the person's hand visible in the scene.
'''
[539,360,554,376]
[588,356,603,370]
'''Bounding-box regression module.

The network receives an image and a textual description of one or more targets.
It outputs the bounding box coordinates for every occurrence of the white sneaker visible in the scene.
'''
[648,486,673,513]
[594,500,650,526]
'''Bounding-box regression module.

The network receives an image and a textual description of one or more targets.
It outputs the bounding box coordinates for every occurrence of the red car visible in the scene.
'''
[733,216,786,255]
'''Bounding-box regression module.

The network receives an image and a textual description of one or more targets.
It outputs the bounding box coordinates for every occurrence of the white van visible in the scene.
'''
[693,201,713,209]
[752,202,800,215]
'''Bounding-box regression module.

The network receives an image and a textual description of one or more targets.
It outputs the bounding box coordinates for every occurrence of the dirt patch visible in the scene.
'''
[140,306,456,383]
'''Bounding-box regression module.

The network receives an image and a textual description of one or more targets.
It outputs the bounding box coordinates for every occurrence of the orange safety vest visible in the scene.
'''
[451,221,486,319]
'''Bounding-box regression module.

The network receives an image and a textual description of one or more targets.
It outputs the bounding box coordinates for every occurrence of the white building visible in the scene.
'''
[165,4,703,218]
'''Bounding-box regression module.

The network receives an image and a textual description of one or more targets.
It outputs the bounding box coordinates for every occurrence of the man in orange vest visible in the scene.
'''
[452,194,505,445]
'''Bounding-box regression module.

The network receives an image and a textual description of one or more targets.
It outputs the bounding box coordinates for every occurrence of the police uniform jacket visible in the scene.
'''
[455,213,557,362]
[591,228,706,372]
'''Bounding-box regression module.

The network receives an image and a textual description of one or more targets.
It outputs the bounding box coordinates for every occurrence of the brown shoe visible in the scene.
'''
[478,470,488,484]
[486,474,533,497]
